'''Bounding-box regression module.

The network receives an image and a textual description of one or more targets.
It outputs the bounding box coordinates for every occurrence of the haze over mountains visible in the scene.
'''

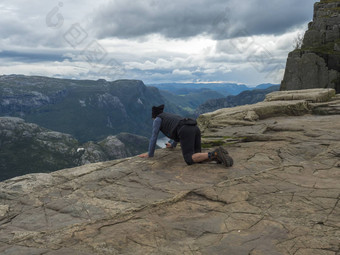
[196,85,280,115]
[149,82,279,115]
[149,82,276,96]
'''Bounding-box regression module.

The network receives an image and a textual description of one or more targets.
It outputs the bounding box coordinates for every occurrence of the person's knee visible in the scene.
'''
[183,153,194,165]
[185,160,194,165]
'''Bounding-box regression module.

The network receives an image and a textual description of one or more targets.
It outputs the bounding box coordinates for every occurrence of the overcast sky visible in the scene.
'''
[0,0,315,85]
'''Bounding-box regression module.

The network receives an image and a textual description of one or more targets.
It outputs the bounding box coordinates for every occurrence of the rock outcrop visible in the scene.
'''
[281,0,340,93]
[0,118,149,181]
[0,89,339,254]
[79,133,150,166]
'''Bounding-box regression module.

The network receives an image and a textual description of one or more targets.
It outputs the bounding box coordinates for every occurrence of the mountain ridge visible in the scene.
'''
[0,75,187,142]
[148,82,277,96]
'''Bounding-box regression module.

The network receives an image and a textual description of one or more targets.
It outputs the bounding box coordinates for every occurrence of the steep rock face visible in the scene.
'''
[79,133,149,165]
[281,0,340,93]
[0,89,339,254]
[0,117,79,181]
[0,75,69,115]
[0,75,186,142]
[0,118,149,181]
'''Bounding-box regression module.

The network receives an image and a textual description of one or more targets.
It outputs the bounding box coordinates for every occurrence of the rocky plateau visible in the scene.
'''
[0,89,339,255]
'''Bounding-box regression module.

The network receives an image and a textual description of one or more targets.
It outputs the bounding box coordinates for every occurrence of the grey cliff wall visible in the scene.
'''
[281,0,340,93]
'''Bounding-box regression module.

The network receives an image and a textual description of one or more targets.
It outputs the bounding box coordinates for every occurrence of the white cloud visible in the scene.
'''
[0,0,315,85]
[172,69,193,76]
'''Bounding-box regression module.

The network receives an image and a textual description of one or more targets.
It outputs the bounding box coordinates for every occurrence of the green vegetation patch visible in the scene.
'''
[321,0,340,3]
[202,140,225,148]
[201,136,247,148]
[299,41,340,55]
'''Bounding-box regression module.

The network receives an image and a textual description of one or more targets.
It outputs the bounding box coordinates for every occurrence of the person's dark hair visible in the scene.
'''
[152,104,164,118]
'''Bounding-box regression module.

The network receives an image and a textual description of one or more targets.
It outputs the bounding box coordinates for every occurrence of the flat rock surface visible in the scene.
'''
[0,92,340,254]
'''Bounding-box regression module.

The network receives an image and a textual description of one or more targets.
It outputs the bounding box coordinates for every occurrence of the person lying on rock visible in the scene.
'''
[138,104,233,167]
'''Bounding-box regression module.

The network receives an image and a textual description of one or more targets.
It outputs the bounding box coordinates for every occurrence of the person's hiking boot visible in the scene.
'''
[219,147,234,167]
[208,147,233,167]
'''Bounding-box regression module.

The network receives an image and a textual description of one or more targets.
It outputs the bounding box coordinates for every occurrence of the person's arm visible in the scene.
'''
[171,140,177,148]
[148,117,162,157]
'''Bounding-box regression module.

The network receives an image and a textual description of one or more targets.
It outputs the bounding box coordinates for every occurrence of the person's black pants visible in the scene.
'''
[178,125,201,165]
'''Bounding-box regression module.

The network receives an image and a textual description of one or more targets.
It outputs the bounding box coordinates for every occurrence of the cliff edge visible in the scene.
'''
[281,0,340,93]
[0,89,340,255]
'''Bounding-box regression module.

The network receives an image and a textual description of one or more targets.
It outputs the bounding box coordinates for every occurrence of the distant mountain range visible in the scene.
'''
[149,82,278,116]
[159,89,224,114]
[196,85,280,115]
[148,82,277,96]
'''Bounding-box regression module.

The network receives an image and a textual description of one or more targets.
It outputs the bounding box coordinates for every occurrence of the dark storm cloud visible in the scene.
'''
[0,51,71,63]
[92,0,315,39]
